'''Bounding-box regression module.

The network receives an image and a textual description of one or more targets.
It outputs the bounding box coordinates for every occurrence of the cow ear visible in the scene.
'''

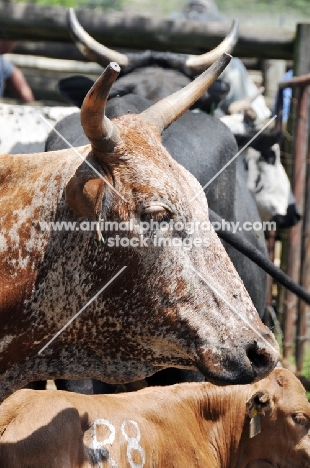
[66,176,105,226]
[246,390,272,418]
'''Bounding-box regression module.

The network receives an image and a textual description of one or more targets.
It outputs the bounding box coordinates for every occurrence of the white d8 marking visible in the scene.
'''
[92,419,118,468]
[121,420,146,468]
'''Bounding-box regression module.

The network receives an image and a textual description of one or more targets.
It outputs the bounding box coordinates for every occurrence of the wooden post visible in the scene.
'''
[262,59,286,109]
[283,24,310,364]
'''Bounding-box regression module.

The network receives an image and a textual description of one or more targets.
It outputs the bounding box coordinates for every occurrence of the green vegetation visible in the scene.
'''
[217,0,310,15]
[302,349,310,400]
[13,0,126,9]
[13,0,310,16]
[303,349,310,379]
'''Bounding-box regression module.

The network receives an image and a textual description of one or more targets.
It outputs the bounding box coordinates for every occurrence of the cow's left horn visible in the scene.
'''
[80,62,121,154]
[185,19,238,74]
[140,53,231,134]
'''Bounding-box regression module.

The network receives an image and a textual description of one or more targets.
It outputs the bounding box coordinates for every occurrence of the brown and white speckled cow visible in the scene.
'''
[0,56,279,402]
[1,368,309,468]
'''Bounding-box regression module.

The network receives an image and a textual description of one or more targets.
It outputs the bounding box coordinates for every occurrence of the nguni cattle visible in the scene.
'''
[1,368,309,468]
[46,91,272,393]
[52,9,268,320]
[0,56,280,402]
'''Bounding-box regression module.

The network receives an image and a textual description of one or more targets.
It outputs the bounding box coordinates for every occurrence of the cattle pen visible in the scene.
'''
[1,1,310,382]
[275,61,310,374]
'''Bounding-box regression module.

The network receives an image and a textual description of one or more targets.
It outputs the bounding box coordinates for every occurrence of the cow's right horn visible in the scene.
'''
[185,19,239,74]
[140,53,231,134]
[80,62,121,154]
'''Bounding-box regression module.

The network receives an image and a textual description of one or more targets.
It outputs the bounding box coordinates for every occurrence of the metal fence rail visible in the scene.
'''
[276,72,310,371]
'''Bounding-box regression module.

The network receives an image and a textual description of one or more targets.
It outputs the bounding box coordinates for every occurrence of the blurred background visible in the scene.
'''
[12,0,310,27]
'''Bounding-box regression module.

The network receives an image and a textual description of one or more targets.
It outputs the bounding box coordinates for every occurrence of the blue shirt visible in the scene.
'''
[273,69,293,122]
[0,55,14,97]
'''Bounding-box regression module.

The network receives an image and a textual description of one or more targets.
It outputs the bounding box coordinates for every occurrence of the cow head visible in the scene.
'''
[243,368,310,468]
[56,9,237,112]
[66,8,238,77]
[0,57,279,399]
[61,57,279,386]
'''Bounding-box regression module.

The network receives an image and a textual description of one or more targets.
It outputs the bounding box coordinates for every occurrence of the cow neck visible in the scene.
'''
[198,383,252,468]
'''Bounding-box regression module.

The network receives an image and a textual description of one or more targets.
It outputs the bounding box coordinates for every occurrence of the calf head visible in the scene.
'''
[242,368,310,468]
[61,58,279,386]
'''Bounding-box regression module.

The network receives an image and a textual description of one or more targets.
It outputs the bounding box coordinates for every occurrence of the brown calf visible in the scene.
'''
[0,368,309,467]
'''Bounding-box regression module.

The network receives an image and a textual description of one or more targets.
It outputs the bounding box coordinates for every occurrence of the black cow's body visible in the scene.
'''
[57,72,229,113]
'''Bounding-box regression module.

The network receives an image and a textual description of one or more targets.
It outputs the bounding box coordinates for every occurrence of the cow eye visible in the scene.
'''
[292,413,308,426]
[141,205,172,224]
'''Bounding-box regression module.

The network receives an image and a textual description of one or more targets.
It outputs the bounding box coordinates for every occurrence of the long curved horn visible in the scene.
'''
[185,19,238,74]
[140,53,231,134]
[81,62,121,154]
[68,9,237,77]
[67,8,129,68]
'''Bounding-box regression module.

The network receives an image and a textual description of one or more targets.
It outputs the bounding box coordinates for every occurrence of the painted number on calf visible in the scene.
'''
[121,420,146,468]
[91,419,118,468]
[91,418,145,468]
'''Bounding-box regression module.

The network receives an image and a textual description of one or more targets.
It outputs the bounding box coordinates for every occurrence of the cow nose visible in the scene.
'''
[246,337,279,381]
[196,327,279,385]
[246,344,269,369]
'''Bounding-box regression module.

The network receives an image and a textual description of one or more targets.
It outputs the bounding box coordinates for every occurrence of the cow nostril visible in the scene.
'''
[246,343,269,370]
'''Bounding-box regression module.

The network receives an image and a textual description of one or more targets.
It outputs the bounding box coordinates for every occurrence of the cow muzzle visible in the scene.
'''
[196,328,279,385]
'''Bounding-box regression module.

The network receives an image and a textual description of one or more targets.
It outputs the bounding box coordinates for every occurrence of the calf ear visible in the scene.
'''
[66,176,105,239]
[246,390,271,418]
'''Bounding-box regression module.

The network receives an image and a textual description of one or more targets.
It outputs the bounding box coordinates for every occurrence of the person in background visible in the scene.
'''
[183,0,225,21]
[170,0,225,22]
[0,40,34,102]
